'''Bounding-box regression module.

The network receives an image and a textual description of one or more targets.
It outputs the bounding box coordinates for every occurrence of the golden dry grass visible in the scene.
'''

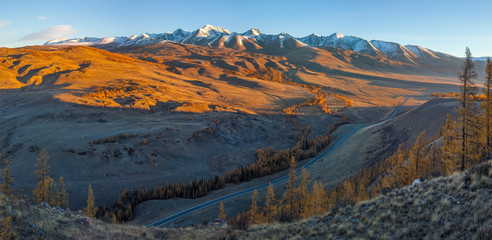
[0,46,312,114]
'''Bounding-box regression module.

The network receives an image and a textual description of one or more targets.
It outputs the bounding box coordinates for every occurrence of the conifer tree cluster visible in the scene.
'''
[32,149,69,208]
[244,157,328,225]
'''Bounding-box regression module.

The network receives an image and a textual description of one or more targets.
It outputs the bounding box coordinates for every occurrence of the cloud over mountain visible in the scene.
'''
[20,25,76,41]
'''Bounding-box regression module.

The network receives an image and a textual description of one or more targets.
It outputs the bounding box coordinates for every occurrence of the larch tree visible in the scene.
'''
[482,58,492,159]
[282,156,298,221]
[409,131,429,180]
[55,176,69,209]
[1,161,14,196]
[248,190,260,225]
[84,184,98,218]
[219,202,226,220]
[262,183,277,223]
[441,114,460,172]
[33,149,55,204]
[458,47,480,170]
[312,181,327,216]
[298,168,312,219]
[426,144,443,174]
[392,143,411,187]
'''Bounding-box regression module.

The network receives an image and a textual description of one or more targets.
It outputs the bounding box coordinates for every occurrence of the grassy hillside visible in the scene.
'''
[2,160,490,239]
[241,161,492,240]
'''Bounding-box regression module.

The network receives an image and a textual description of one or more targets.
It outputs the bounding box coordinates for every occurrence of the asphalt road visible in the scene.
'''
[145,97,410,227]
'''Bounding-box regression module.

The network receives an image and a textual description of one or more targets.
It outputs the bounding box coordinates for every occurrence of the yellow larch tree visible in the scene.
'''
[298,168,313,219]
[84,184,98,218]
[219,202,226,220]
[282,156,299,221]
[33,149,55,204]
[312,181,327,216]
[262,183,277,223]
[1,161,14,196]
[248,189,260,225]
[55,176,69,209]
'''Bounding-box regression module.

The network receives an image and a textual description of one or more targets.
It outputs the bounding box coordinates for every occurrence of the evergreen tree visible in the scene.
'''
[262,183,277,223]
[219,202,226,220]
[394,143,411,187]
[409,131,429,179]
[441,114,460,173]
[1,161,14,196]
[427,144,444,174]
[55,176,69,209]
[482,58,492,159]
[248,190,260,225]
[84,184,98,217]
[33,149,55,204]
[458,47,480,170]
[312,181,327,215]
[282,156,298,221]
[298,168,312,219]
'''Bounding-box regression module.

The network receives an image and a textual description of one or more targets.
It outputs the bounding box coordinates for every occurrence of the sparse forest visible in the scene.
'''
[103,121,336,223]
[226,49,492,227]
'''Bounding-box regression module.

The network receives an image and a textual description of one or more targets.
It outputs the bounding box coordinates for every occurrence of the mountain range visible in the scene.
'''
[45,24,459,65]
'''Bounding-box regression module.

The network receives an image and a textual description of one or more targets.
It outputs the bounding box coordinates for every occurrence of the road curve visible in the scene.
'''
[145,97,410,227]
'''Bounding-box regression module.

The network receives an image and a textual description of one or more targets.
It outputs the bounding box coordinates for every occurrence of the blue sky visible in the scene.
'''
[0,0,491,57]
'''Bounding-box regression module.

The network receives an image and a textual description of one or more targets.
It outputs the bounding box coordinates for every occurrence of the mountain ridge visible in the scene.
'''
[44,25,457,64]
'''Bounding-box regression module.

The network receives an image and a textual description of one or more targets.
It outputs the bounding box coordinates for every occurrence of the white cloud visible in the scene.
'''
[37,16,47,20]
[0,32,17,39]
[0,19,10,28]
[20,25,76,41]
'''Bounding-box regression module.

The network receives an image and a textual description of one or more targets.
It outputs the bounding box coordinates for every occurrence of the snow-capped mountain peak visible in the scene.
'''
[195,24,231,37]
[332,33,345,39]
[243,28,261,36]
[44,25,452,64]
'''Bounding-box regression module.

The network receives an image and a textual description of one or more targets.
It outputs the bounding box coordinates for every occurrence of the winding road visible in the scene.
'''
[145,97,410,227]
